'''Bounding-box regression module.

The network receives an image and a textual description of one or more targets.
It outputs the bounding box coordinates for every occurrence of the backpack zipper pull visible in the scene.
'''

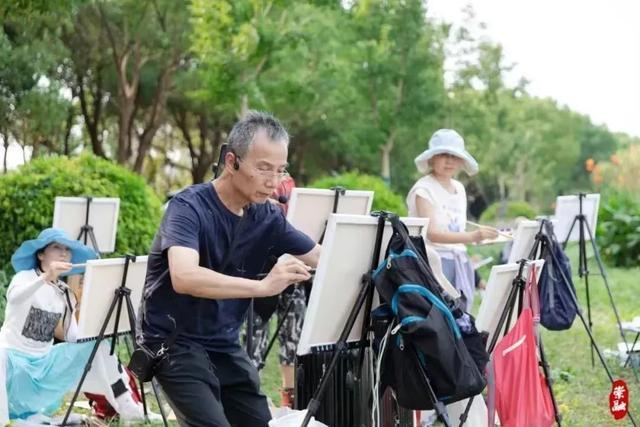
[391,322,402,335]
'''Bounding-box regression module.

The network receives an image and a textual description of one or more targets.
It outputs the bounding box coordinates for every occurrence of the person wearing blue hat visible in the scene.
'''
[0,228,144,424]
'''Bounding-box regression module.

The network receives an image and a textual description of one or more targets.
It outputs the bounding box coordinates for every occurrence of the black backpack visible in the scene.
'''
[372,216,486,410]
[538,221,577,330]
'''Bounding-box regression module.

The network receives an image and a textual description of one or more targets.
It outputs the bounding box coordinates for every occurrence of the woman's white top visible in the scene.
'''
[406,174,468,253]
[0,269,76,356]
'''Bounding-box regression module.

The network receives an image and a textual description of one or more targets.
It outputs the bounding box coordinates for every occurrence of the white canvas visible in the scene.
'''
[53,197,120,253]
[553,193,600,243]
[76,256,148,341]
[297,215,429,356]
[508,219,559,263]
[475,260,545,347]
[286,188,374,242]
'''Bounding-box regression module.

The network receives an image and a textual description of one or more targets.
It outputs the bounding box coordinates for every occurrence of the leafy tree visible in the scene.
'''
[345,0,446,189]
[95,0,190,172]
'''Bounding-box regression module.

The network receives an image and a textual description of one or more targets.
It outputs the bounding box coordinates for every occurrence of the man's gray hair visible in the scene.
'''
[227,110,289,158]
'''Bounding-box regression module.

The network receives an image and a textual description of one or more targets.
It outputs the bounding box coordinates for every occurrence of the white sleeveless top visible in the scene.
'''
[406,175,468,253]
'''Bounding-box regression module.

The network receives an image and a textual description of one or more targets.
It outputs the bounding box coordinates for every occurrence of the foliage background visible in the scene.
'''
[0,154,163,298]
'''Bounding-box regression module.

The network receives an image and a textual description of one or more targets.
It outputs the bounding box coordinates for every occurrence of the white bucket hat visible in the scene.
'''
[414,129,478,176]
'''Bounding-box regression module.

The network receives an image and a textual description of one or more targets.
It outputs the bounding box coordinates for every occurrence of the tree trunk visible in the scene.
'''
[239,95,249,118]
[132,59,178,173]
[513,157,527,202]
[63,107,74,156]
[380,133,395,185]
[76,71,107,158]
[2,131,8,173]
[100,4,144,166]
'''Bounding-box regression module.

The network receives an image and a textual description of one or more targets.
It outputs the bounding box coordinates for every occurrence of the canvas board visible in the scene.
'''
[475,260,545,347]
[53,196,120,253]
[76,256,148,341]
[297,214,429,355]
[286,188,374,242]
[553,193,600,243]
[507,219,559,263]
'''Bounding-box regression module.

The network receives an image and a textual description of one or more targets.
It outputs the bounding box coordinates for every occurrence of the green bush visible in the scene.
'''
[309,172,408,216]
[0,154,163,280]
[597,190,640,267]
[479,200,537,223]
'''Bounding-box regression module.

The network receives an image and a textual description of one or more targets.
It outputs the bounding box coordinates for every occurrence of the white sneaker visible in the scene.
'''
[115,394,145,422]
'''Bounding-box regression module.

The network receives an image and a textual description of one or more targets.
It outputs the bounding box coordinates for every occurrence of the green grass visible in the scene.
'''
[257,319,288,407]
[534,243,639,427]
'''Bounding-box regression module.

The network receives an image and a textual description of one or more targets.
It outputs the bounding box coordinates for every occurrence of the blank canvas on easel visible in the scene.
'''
[53,196,120,253]
[76,256,147,341]
[297,214,429,356]
[475,260,545,347]
[554,194,600,243]
[286,188,374,242]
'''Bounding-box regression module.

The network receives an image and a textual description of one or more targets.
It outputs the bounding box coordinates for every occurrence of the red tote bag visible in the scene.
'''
[488,265,555,427]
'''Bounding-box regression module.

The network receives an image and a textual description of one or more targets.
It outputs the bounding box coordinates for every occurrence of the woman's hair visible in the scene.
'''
[35,244,53,271]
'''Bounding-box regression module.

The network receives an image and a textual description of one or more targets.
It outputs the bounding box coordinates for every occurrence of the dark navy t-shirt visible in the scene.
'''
[140,182,315,352]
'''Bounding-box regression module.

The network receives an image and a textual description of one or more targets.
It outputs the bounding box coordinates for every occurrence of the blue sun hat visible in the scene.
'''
[11,228,98,275]
[414,129,479,176]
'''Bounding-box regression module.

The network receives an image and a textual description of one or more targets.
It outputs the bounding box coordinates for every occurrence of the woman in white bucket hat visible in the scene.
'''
[406,129,497,311]
[407,129,497,427]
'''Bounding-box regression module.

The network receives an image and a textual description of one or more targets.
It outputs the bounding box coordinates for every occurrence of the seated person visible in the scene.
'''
[247,174,307,408]
[0,228,144,424]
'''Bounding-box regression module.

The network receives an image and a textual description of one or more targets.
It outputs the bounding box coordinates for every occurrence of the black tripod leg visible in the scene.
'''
[258,294,295,371]
[562,216,579,250]
[538,339,562,426]
[624,333,640,368]
[124,293,169,427]
[459,269,524,427]
[583,270,595,368]
[577,216,596,368]
[413,347,451,427]
[61,293,122,426]
[111,293,125,355]
[246,300,255,356]
[584,221,640,382]
[300,275,373,427]
[88,227,101,257]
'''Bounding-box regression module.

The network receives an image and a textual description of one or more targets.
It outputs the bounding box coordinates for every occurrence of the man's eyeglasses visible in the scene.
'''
[235,154,289,180]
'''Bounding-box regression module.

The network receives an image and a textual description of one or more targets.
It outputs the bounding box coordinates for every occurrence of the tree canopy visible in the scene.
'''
[1,0,635,215]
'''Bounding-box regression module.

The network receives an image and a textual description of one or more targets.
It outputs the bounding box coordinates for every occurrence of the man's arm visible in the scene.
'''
[293,243,321,268]
[168,246,311,299]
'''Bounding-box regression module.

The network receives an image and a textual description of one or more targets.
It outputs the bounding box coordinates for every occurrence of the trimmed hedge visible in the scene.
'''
[479,200,537,223]
[309,172,408,216]
[0,154,163,278]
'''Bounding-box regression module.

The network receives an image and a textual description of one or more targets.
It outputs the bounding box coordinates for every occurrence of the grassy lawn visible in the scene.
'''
[536,244,639,427]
